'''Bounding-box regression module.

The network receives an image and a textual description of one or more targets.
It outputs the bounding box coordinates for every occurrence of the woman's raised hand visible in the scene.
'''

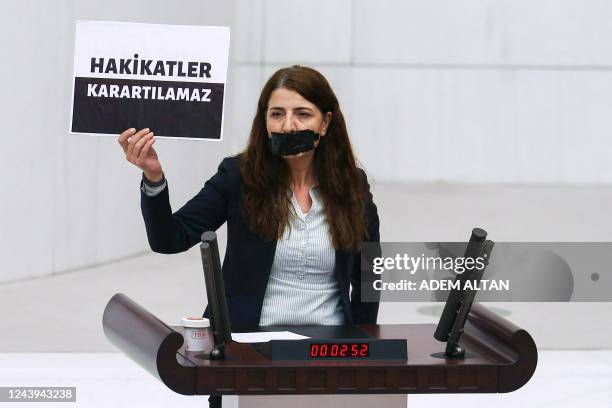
[118,128,163,182]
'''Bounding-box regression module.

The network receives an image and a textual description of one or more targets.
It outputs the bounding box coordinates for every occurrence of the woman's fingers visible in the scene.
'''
[118,127,159,171]
[126,128,150,159]
[133,133,154,162]
[118,128,136,153]
[137,137,156,163]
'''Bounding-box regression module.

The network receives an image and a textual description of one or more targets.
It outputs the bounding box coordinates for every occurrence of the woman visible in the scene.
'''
[117,65,380,329]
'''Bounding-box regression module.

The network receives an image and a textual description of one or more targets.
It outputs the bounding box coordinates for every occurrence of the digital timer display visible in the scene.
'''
[309,342,369,358]
[253,336,407,361]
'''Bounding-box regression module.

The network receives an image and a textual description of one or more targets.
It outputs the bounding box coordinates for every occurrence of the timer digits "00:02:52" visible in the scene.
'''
[309,343,369,358]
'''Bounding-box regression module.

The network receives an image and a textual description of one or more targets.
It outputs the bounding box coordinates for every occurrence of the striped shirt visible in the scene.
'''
[259,184,344,326]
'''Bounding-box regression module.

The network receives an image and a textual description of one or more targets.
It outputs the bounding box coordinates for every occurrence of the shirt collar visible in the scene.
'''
[288,184,321,214]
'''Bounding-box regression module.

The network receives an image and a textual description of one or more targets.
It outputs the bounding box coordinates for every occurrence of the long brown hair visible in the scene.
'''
[239,66,368,250]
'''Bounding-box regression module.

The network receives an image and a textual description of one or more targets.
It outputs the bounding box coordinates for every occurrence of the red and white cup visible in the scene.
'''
[181,316,210,351]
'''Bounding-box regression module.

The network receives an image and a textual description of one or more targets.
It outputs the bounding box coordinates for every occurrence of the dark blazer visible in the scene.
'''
[140,156,380,328]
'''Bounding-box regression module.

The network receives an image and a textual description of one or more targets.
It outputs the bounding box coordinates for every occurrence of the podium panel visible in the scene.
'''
[237,394,407,408]
[102,294,537,396]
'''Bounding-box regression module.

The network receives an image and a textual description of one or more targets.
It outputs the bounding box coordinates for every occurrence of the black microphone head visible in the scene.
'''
[201,231,217,243]
[470,228,487,242]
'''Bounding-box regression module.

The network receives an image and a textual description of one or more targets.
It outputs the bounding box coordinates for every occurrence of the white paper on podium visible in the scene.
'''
[231,331,310,343]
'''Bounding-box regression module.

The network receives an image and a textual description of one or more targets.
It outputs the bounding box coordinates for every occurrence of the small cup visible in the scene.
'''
[181,316,210,351]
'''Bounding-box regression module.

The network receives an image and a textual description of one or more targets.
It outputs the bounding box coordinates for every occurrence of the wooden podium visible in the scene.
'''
[102,293,537,396]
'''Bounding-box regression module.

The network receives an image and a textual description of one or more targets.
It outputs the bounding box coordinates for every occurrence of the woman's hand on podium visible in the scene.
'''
[118,128,163,182]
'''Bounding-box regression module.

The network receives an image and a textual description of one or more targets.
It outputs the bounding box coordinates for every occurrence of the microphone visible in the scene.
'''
[200,231,232,359]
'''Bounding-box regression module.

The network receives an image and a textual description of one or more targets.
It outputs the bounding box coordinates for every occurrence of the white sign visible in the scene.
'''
[69,20,230,140]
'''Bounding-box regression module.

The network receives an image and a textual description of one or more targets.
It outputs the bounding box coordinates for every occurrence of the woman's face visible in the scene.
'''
[266,87,331,159]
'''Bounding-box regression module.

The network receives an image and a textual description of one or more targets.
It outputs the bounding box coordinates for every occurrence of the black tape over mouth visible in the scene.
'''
[268,129,320,156]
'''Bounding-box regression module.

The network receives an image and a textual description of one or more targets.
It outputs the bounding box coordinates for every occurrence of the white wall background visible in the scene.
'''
[231,0,612,184]
[1,0,611,283]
